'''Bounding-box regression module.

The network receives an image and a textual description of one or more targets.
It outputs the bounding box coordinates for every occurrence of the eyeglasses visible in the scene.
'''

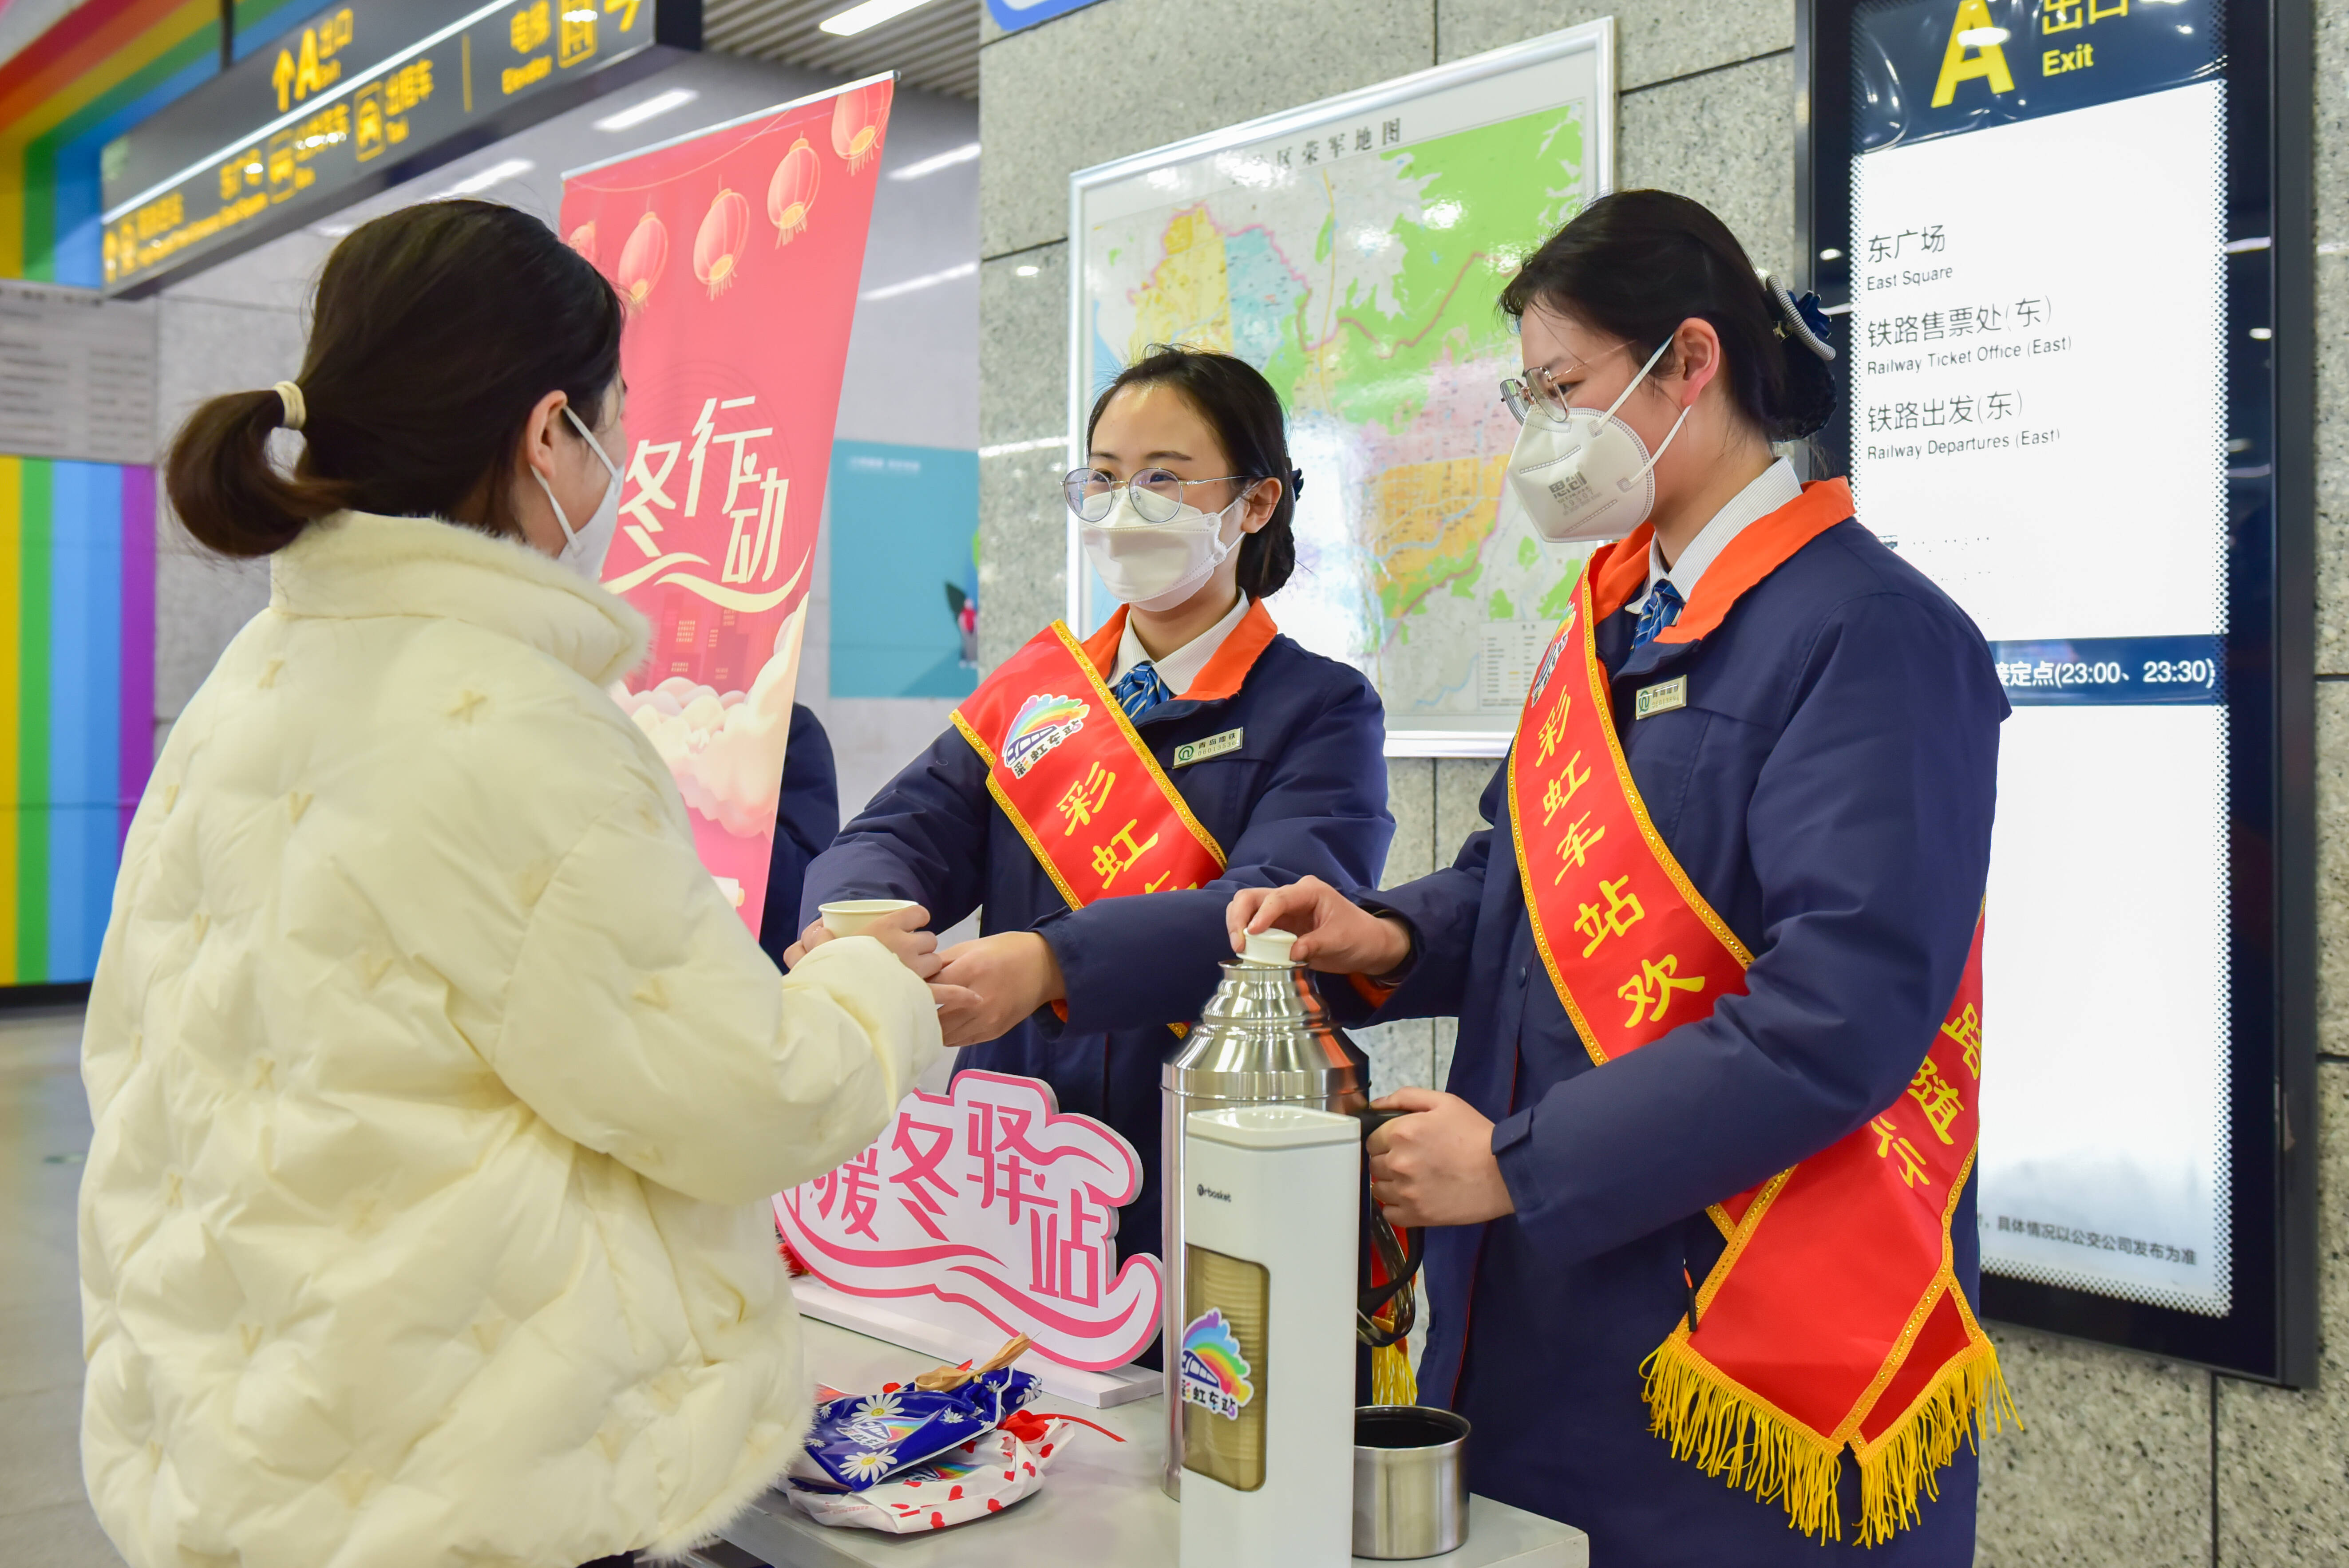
[1063,467,1255,524]
[1499,343,1630,426]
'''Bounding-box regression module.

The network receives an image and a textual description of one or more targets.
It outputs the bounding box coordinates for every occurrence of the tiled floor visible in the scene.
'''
[0,1005,126,1567]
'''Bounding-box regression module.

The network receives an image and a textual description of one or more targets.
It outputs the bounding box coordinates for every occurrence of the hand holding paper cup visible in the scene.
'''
[783,900,941,981]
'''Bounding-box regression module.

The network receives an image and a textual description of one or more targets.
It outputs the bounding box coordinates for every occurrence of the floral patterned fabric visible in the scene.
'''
[794,1368,1043,1492]
[787,1418,1080,1533]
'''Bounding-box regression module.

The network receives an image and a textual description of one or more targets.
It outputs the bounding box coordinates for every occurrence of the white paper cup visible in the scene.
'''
[820,898,919,938]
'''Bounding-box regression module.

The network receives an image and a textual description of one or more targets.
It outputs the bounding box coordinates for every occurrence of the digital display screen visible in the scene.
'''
[1808,0,2315,1378]
[98,0,692,296]
[1850,0,2230,1313]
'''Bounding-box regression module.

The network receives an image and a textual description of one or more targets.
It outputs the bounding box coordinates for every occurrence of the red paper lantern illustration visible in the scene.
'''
[830,81,890,175]
[767,138,820,246]
[566,220,597,269]
[617,211,668,311]
[694,187,752,297]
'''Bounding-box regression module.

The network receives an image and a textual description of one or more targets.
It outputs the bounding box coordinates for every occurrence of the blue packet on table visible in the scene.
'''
[797,1337,1043,1493]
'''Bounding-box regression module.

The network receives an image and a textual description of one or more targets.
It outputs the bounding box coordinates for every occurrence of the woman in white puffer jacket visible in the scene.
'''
[79,201,946,1568]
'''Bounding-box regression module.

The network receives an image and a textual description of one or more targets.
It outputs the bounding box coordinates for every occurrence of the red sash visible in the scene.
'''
[1508,480,2010,1544]
[952,616,1233,1031]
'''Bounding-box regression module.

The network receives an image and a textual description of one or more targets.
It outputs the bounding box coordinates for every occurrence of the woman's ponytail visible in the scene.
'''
[1758,271,1838,443]
[1768,334,1838,444]
[1234,474,1297,600]
[165,385,348,558]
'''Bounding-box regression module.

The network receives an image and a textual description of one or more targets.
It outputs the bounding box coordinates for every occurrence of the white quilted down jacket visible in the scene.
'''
[79,510,940,1568]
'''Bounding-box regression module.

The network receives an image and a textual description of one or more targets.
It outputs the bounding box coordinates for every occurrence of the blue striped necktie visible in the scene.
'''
[1111,660,1173,719]
[1632,579,1685,649]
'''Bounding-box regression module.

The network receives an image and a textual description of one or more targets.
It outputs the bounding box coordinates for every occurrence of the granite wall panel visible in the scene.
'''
[2312,0,2349,674]
[977,0,1434,258]
[152,296,307,734]
[1436,0,1789,90]
[1617,50,1799,282]
[2215,1060,2349,1562]
[1974,1327,2215,1568]
[978,245,1074,669]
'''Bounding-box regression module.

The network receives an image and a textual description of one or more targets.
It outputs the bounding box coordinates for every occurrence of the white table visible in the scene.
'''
[720,1319,1588,1568]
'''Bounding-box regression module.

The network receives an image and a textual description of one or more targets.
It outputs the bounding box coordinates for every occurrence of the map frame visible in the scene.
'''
[1065,23,1618,756]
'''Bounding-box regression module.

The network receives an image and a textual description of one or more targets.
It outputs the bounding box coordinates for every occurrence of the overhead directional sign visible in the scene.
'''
[98,0,700,296]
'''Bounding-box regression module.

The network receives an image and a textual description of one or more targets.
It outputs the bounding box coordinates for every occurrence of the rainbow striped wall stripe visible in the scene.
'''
[0,0,301,982]
[0,459,154,983]
[0,0,315,286]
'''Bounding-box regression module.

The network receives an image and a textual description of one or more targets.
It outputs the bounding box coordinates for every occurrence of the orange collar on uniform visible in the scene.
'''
[1076,598,1281,702]
[1589,478,1856,643]
[1588,522,1657,624]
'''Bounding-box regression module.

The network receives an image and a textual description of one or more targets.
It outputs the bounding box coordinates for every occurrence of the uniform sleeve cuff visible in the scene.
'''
[1491,1108,1544,1217]
[1351,895,1421,987]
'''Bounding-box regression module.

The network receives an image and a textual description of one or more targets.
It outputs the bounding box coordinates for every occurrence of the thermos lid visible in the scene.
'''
[1239,928,1298,965]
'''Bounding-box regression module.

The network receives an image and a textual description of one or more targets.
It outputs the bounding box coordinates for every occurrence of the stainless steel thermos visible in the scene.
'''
[1159,928,1362,1497]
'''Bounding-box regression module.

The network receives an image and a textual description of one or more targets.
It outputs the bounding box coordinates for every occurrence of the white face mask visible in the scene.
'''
[1506,337,1692,544]
[533,405,622,583]
[1081,487,1247,612]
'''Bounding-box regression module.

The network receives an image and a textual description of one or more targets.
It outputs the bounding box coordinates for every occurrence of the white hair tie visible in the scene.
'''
[273,380,307,432]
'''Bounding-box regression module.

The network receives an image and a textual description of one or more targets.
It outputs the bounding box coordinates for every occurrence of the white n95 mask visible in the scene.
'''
[1081,489,1245,612]
[534,404,623,583]
[1507,337,1692,544]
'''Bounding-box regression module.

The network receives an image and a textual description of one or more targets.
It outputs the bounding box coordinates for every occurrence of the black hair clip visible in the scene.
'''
[1760,271,1837,363]
[1289,466,1305,499]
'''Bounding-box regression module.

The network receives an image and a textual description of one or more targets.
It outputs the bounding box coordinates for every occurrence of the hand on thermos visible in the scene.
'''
[1366,1087,1516,1228]
[929,932,1067,1048]
[1226,875,1413,975]
[784,904,943,980]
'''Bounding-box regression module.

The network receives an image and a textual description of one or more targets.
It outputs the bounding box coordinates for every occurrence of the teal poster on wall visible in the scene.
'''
[828,440,979,699]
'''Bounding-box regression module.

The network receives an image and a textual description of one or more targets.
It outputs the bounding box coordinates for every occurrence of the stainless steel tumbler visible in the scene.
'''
[1351,1406,1471,1560]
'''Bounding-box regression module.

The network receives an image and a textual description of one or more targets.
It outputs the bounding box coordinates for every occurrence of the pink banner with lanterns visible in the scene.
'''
[558,75,894,931]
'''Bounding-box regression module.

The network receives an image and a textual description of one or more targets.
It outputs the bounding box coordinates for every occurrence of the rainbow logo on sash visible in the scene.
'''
[1002,693,1088,777]
[1178,1308,1254,1421]
[1529,604,1574,700]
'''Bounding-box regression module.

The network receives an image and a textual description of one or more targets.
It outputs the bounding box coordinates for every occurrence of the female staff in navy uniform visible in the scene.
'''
[1231,192,2009,1564]
[758,703,839,968]
[788,347,1392,1292]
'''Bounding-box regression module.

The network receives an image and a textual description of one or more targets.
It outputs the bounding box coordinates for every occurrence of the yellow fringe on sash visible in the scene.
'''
[1366,1282,1419,1406]
[1852,1339,2019,1547]
[1640,1334,2017,1546]
[1641,1340,1848,1543]
[1370,1339,1417,1406]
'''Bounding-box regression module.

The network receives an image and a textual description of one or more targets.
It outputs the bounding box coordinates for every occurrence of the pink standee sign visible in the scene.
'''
[775,1072,1164,1371]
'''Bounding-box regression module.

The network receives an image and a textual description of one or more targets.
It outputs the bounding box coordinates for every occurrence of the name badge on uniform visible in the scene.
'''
[1174,727,1244,767]
[1634,676,1688,719]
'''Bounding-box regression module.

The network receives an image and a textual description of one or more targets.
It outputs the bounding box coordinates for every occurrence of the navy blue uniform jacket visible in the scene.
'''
[803,600,1392,1273]
[757,703,839,969]
[1332,515,2005,1566]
